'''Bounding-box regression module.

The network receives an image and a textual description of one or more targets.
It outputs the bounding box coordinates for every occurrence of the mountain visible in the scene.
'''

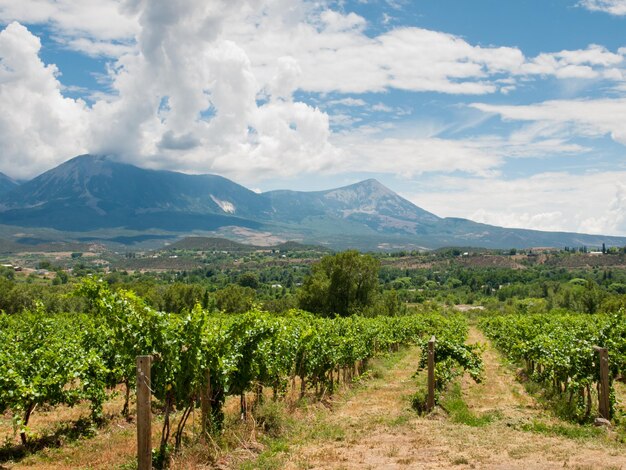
[0,154,625,250]
[0,172,18,195]
[0,155,269,231]
[264,178,440,234]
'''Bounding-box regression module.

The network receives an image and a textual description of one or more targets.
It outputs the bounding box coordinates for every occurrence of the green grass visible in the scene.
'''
[519,420,604,439]
[440,382,501,427]
[239,438,290,470]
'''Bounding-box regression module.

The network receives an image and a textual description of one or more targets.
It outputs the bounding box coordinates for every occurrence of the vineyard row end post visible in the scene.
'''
[137,355,152,470]
[427,335,436,412]
[592,346,610,420]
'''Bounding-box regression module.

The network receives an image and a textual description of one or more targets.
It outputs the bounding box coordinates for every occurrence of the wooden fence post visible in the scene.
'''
[137,355,152,470]
[427,335,436,412]
[200,369,212,439]
[593,346,610,420]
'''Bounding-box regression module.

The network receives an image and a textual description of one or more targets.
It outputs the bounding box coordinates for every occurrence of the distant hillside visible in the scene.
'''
[0,238,24,253]
[271,241,330,252]
[165,237,328,253]
[166,237,260,252]
[0,237,96,254]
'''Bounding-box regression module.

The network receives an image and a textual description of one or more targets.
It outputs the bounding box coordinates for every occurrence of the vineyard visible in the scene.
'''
[0,278,480,467]
[3,248,626,468]
[481,312,626,420]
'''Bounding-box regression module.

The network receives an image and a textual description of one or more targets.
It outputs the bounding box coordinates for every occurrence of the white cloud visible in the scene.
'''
[520,44,625,79]
[2,1,624,94]
[82,0,343,182]
[0,22,89,179]
[406,172,626,235]
[471,98,626,145]
[579,0,626,15]
[319,10,366,32]
[0,0,139,56]
[332,135,501,177]
[55,36,134,58]
[0,2,541,181]
[243,25,524,95]
[327,121,586,180]
[327,98,368,107]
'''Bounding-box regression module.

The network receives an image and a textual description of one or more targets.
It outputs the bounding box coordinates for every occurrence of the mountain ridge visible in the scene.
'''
[0,172,18,195]
[0,154,624,250]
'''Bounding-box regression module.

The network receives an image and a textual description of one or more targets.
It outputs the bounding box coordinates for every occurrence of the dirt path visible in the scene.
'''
[281,334,626,470]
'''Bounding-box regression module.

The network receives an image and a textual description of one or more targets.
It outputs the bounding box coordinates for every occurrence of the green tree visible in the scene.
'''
[215,284,256,313]
[238,272,260,289]
[298,250,379,316]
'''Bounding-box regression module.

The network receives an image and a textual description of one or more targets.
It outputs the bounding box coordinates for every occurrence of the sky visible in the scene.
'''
[0,0,625,235]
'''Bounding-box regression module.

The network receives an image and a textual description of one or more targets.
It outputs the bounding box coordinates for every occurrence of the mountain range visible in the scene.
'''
[0,154,623,250]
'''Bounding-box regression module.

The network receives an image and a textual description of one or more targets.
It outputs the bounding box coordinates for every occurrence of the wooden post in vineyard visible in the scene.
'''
[136,355,152,470]
[200,369,212,438]
[427,336,436,412]
[593,346,610,420]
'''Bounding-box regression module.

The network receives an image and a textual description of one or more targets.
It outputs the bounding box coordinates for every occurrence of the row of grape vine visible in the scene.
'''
[0,278,473,463]
[480,312,626,420]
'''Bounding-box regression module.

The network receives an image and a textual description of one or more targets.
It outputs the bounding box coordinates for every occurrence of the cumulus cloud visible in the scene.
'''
[80,0,345,182]
[0,22,89,179]
[579,0,626,15]
[240,24,525,95]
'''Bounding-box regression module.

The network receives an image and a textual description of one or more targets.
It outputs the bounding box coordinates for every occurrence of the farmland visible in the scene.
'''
[1,242,626,468]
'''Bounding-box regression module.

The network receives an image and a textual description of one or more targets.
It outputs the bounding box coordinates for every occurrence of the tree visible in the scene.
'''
[215,285,255,313]
[298,250,379,316]
[238,272,260,289]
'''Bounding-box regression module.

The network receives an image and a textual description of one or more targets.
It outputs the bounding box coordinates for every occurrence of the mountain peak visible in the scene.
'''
[62,153,109,166]
[0,171,18,195]
[339,178,392,193]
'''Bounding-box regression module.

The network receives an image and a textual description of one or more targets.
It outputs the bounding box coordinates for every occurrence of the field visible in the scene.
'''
[1,244,626,468]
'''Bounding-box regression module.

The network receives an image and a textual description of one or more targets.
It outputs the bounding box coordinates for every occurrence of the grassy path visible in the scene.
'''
[273,330,626,470]
[461,326,540,420]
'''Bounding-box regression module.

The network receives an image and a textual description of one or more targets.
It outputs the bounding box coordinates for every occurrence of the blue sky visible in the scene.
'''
[0,0,625,235]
